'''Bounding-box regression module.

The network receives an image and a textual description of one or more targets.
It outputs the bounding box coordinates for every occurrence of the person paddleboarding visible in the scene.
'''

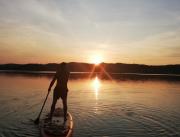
[48,62,70,123]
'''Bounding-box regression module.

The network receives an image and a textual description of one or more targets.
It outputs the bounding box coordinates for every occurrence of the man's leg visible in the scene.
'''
[62,97,67,122]
[49,97,57,120]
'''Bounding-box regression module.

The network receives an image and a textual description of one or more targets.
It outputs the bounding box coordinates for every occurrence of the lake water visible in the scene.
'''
[0,73,180,137]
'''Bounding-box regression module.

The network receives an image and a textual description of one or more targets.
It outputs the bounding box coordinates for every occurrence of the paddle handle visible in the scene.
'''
[37,92,50,119]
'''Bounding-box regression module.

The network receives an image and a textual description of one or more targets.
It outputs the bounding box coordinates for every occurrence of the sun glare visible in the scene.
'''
[91,55,102,65]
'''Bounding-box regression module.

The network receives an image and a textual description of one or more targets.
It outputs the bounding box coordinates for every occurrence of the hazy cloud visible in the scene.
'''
[0,0,180,64]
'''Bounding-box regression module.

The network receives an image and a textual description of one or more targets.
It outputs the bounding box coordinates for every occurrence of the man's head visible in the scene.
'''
[57,62,67,71]
[60,62,66,67]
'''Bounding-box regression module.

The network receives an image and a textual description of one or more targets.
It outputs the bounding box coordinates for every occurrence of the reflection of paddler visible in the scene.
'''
[48,62,70,123]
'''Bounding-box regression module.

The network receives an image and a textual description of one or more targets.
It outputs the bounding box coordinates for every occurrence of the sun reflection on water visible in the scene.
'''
[92,76,101,100]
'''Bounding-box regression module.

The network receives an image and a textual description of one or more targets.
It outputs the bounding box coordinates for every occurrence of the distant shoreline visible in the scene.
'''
[1,69,180,76]
[1,69,180,81]
[0,63,180,75]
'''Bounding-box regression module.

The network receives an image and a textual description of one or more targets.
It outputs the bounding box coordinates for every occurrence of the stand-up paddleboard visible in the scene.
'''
[40,108,73,137]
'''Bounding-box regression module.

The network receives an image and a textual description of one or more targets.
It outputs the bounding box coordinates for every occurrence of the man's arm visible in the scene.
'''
[48,75,57,92]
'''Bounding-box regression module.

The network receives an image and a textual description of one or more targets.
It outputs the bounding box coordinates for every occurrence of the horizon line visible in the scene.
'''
[0,62,180,66]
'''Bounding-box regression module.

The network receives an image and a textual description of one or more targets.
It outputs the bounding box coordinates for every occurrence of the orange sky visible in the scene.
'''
[0,0,180,65]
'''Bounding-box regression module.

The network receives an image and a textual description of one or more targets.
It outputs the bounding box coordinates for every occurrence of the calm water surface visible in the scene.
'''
[0,73,180,137]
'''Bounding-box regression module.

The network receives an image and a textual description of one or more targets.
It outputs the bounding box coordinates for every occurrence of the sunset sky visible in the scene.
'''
[0,0,180,65]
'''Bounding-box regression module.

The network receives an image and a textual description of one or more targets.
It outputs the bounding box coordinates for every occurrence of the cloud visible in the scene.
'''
[0,0,180,64]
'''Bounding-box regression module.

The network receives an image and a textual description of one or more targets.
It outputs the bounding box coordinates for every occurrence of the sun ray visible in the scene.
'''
[88,54,114,82]
[88,65,96,79]
[100,66,113,81]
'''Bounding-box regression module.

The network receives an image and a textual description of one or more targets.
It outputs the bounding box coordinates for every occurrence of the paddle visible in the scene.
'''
[34,91,50,124]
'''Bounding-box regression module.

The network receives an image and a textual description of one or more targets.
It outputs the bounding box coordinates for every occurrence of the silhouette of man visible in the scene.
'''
[48,62,70,122]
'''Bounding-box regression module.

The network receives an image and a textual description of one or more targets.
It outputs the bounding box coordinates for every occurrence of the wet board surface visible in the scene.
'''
[40,108,73,137]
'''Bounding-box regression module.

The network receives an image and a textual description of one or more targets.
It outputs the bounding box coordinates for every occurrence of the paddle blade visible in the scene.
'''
[34,117,40,125]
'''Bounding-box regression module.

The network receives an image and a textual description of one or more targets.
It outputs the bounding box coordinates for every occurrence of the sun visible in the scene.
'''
[91,55,102,65]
